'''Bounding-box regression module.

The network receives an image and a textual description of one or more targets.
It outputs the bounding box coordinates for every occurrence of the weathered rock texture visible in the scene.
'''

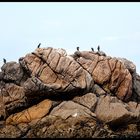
[0,47,140,138]
[19,48,132,102]
[6,99,52,125]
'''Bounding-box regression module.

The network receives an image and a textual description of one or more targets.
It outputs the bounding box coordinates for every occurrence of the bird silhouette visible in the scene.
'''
[91,47,94,52]
[77,46,79,51]
[3,58,6,64]
[97,45,100,51]
[37,43,41,48]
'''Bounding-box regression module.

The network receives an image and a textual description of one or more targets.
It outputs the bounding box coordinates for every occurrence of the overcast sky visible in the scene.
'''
[0,2,140,74]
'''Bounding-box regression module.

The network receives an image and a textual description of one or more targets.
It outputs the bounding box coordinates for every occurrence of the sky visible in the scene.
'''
[0,2,140,74]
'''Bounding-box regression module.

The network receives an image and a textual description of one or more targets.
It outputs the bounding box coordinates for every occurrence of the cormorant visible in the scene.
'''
[77,46,79,51]
[37,43,41,48]
[91,47,94,52]
[3,58,6,64]
[97,45,100,51]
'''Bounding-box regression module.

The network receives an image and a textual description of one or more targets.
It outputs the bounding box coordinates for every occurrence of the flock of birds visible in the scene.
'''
[3,43,101,64]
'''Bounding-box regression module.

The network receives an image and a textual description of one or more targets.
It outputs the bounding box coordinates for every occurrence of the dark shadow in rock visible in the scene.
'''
[108,123,128,132]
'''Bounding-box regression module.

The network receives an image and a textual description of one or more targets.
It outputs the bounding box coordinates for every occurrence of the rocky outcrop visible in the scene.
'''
[0,47,140,138]
[18,48,133,102]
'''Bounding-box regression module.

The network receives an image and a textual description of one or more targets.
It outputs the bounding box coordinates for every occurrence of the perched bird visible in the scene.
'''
[97,45,100,51]
[3,58,6,64]
[73,46,80,60]
[91,47,94,52]
[77,46,79,51]
[96,45,106,56]
[37,43,41,48]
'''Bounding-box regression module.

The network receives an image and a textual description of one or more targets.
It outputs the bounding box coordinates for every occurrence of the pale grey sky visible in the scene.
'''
[0,2,140,74]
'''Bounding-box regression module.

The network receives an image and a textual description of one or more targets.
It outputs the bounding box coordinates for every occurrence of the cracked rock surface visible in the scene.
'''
[0,47,140,138]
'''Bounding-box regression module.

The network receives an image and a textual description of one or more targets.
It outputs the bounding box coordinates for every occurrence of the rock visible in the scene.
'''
[96,51,106,56]
[72,92,98,111]
[0,96,6,120]
[117,57,136,74]
[24,115,99,138]
[95,95,140,127]
[20,48,94,96]
[95,95,130,126]
[18,48,132,102]
[0,124,23,138]
[92,59,111,84]
[92,84,106,96]
[2,114,140,138]
[76,51,132,102]
[0,47,134,122]
[0,83,26,118]
[0,72,4,80]
[50,101,96,119]
[1,61,25,85]
[0,46,139,138]
[0,122,30,138]
[133,73,140,99]
[117,58,140,101]
[6,99,52,125]
[55,48,67,56]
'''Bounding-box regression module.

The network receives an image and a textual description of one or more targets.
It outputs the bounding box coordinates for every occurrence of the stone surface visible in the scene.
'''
[50,101,96,119]
[1,61,27,85]
[92,84,106,96]
[0,83,26,119]
[95,95,140,126]
[76,51,132,101]
[133,73,140,98]
[117,57,136,74]
[72,92,98,111]
[0,47,139,138]
[6,99,52,125]
[20,48,94,96]
[18,48,133,102]
[1,114,140,138]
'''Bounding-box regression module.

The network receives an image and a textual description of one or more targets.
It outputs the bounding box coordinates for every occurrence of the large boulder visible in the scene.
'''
[6,99,52,125]
[19,48,94,97]
[19,48,132,102]
[50,101,96,119]
[95,95,140,127]
[76,51,132,101]
[117,58,140,101]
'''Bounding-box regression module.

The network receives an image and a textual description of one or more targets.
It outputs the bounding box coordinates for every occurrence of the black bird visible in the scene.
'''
[3,58,6,64]
[91,47,94,52]
[77,46,79,51]
[97,45,100,51]
[37,43,41,48]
